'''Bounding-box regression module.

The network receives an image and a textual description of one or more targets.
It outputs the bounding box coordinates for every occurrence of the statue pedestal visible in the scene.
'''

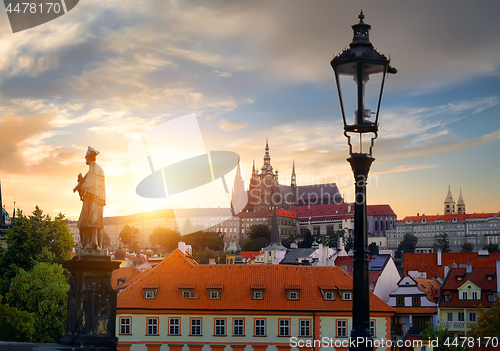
[58,251,120,350]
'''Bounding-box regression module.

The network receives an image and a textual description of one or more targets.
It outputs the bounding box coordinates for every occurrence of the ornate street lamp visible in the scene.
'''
[330,11,396,351]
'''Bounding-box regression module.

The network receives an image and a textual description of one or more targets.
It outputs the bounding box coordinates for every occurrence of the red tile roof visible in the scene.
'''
[117,249,394,313]
[237,209,297,219]
[367,205,396,216]
[404,252,500,278]
[240,251,260,259]
[440,267,497,308]
[291,203,395,220]
[111,267,142,290]
[400,212,500,223]
[413,278,441,303]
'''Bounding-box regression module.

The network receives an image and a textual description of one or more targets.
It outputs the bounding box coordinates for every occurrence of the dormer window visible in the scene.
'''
[144,289,157,299]
[456,275,463,281]
[179,284,195,298]
[444,294,451,302]
[287,290,300,300]
[252,285,265,300]
[342,292,352,301]
[286,285,301,300]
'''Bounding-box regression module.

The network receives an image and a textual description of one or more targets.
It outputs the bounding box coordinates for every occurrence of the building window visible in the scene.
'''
[120,317,131,335]
[488,294,494,302]
[254,319,266,336]
[147,317,159,335]
[447,313,453,322]
[469,312,476,322]
[370,320,375,337]
[458,312,464,322]
[422,346,427,351]
[144,289,157,299]
[324,291,334,300]
[299,319,311,337]
[462,292,467,300]
[278,319,290,336]
[169,318,180,335]
[233,318,244,336]
[472,292,478,300]
[412,297,421,306]
[288,290,300,300]
[336,319,347,337]
[214,318,226,336]
[181,289,193,298]
[396,297,404,306]
[253,290,264,300]
[210,290,220,299]
[190,318,202,336]
[343,292,352,301]
[444,294,451,302]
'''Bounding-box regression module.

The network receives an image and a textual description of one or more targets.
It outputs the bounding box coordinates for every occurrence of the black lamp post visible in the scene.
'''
[330,11,396,351]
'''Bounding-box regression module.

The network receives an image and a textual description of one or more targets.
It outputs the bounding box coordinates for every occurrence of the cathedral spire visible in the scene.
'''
[291,159,296,187]
[261,139,273,174]
[457,188,465,214]
[444,185,456,215]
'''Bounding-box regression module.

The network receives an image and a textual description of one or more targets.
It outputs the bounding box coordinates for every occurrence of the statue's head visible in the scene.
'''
[85,146,100,165]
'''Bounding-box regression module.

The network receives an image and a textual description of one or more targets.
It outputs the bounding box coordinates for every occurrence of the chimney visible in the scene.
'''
[444,266,449,278]
[466,262,472,274]
[497,259,500,295]
[348,204,351,213]
[437,250,442,267]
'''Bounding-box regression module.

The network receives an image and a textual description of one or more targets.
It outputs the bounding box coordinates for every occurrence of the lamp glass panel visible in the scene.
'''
[361,63,386,124]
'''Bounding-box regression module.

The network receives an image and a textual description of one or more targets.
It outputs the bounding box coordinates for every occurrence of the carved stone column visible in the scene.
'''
[59,251,120,350]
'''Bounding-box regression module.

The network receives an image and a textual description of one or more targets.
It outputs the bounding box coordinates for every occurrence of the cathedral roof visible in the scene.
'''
[444,185,455,203]
[457,188,465,205]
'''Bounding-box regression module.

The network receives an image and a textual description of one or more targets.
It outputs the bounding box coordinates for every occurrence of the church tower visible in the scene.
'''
[231,159,247,214]
[456,188,466,214]
[444,185,456,215]
[246,140,280,212]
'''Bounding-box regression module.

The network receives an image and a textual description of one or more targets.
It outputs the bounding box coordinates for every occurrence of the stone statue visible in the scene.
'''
[74,146,106,250]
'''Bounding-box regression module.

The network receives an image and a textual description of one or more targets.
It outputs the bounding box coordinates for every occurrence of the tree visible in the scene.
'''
[218,252,227,264]
[0,295,35,342]
[368,242,379,255]
[193,249,217,264]
[433,233,451,252]
[241,237,269,251]
[281,235,295,249]
[182,231,223,252]
[119,225,139,247]
[149,226,181,252]
[327,230,345,249]
[461,242,474,252]
[1,207,73,272]
[398,234,418,254]
[247,224,271,241]
[345,236,354,253]
[298,230,314,248]
[468,297,500,338]
[5,262,69,343]
[483,243,499,252]
[421,323,472,350]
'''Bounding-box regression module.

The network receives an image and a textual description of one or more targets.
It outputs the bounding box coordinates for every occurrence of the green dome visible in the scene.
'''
[227,242,238,254]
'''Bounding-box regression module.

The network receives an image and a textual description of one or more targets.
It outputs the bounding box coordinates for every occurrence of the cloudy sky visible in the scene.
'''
[0,0,499,220]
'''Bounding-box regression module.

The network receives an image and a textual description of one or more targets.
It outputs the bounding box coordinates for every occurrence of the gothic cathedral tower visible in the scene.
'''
[444,185,456,215]
[456,188,466,214]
